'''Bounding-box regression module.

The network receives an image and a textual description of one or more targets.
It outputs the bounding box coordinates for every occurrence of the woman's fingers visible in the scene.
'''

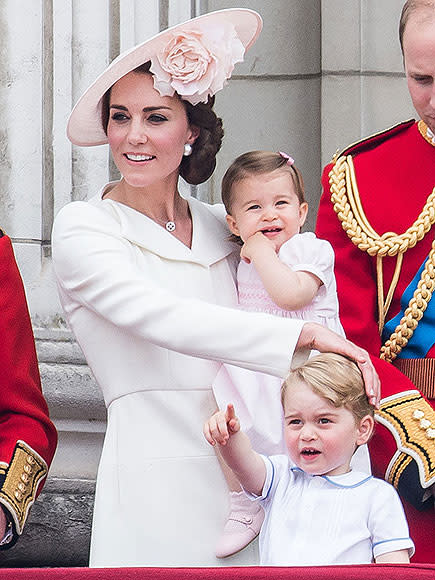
[297,322,381,408]
[356,356,381,408]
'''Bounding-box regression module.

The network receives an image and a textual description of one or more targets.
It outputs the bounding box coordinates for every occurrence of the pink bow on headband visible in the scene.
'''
[278,151,295,165]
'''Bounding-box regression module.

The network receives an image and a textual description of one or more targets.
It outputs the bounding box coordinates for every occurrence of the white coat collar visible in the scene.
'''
[89,184,236,266]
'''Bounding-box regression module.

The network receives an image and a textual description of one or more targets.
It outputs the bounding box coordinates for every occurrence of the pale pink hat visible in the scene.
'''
[67,8,262,147]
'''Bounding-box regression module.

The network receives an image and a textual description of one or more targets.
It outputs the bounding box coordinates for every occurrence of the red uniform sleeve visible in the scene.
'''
[0,234,57,546]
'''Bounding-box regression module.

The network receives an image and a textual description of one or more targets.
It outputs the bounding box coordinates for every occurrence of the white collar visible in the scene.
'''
[88,184,236,266]
[291,467,372,488]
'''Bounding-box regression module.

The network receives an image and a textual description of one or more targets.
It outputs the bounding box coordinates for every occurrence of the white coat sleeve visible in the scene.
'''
[52,202,304,378]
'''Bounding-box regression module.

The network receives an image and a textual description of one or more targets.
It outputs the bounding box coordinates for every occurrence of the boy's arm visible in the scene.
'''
[375,549,410,563]
[241,233,321,311]
[204,404,266,496]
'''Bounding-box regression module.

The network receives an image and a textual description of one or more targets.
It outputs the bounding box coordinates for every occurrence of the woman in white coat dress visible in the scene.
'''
[52,9,379,568]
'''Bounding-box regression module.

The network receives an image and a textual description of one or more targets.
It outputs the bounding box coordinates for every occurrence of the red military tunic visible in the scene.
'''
[0,232,57,547]
[316,120,435,563]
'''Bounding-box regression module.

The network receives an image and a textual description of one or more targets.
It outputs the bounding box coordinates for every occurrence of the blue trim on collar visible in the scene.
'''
[290,467,373,488]
[322,474,373,488]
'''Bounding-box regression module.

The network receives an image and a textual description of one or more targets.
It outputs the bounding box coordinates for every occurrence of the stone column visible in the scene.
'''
[321,0,415,167]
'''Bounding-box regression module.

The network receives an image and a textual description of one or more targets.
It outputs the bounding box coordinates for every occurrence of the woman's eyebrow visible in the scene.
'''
[109,104,172,112]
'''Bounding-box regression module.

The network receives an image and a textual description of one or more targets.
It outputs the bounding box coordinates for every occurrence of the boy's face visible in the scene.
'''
[283,379,372,477]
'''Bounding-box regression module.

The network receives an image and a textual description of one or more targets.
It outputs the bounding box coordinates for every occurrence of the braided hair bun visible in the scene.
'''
[180,96,224,185]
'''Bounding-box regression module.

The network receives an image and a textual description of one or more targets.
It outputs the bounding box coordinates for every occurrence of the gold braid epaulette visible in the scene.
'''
[329,154,435,362]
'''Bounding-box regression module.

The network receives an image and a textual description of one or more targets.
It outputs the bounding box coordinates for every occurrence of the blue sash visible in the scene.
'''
[382,254,435,358]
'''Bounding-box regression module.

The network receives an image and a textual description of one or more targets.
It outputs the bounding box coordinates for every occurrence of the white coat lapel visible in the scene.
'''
[106,195,236,266]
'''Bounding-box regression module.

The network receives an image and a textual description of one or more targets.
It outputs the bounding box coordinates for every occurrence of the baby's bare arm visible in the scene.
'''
[241,233,321,311]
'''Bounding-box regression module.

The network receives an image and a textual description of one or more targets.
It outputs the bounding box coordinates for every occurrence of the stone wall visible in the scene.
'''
[0,0,415,567]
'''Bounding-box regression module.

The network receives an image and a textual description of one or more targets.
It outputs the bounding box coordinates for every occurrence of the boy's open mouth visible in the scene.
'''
[301,448,321,456]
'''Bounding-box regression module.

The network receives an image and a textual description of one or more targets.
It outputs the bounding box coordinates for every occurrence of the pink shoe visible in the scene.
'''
[215,491,265,558]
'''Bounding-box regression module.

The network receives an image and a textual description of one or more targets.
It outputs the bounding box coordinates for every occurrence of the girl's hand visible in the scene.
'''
[203,404,240,446]
[241,232,276,264]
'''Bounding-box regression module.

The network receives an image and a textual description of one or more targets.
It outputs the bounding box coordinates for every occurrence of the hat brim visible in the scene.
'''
[67,8,262,147]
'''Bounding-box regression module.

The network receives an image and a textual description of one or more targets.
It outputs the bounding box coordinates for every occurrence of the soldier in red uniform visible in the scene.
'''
[316,0,435,563]
[0,230,57,547]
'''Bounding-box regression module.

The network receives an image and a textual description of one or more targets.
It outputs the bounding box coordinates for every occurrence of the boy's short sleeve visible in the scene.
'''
[370,480,415,559]
[244,455,291,504]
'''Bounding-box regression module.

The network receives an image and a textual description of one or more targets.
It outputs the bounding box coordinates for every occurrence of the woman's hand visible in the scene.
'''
[297,322,380,407]
[203,404,240,446]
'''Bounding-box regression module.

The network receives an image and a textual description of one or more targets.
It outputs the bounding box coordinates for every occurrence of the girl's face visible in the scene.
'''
[283,380,373,477]
[107,71,199,188]
[225,170,308,252]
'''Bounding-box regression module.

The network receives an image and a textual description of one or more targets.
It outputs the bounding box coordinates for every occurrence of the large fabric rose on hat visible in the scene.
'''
[150,21,245,105]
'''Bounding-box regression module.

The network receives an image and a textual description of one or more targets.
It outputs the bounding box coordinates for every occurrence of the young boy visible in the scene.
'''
[204,353,414,565]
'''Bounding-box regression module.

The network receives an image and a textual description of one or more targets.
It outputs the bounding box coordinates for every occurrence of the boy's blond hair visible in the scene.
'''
[281,353,374,423]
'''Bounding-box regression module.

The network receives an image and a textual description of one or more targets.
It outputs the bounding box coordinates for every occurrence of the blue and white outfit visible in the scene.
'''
[254,454,414,565]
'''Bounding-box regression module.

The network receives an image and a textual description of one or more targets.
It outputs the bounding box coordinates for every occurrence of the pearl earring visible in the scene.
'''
[183,143,193,157]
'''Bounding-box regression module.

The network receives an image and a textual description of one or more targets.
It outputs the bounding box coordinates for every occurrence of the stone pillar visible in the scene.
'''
[208,0,321,230]
[321,0,415,167]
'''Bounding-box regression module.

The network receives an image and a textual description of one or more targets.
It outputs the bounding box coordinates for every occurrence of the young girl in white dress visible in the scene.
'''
[212,150,355,558]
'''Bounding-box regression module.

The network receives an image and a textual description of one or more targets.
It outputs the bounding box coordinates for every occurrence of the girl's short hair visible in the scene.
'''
[221,150,306,215]
[281,353,374,423]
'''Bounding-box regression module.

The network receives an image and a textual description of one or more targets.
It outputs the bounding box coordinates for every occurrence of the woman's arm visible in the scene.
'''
[52,201,303,378]
[204,404,266,496]
[52,202,379,400]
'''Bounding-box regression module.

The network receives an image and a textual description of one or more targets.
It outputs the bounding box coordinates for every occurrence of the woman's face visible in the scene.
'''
[403,15,435,134]
[107,71,199,188]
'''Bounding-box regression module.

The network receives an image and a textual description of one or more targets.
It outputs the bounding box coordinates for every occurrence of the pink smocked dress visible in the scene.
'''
[212,232,345,455]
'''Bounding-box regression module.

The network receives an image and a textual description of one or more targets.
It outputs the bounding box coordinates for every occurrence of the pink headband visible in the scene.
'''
[278,151,294,165]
